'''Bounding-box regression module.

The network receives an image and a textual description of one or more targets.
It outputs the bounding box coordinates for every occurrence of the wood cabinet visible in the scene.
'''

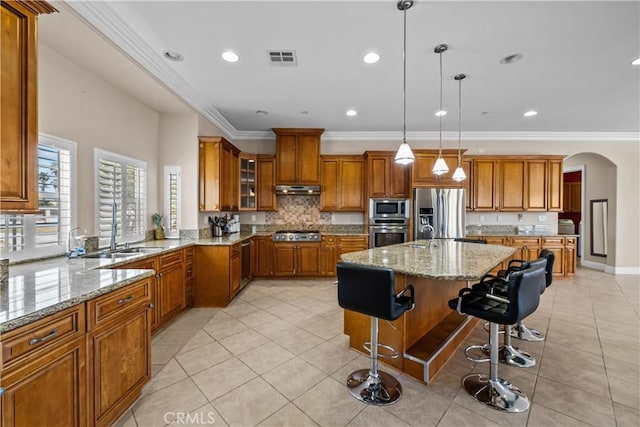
[541,237,565,276]
[252,235,274,277]
[157,250,185,326]
[273,243,321,276]
[411,150,464,187]
[193,243,242,307]
[320,155,365,211]
[564,237,577,276]
[256,155,277,211]
[472,158,499,211]
[0,1,56,212]
[336,236,369,260]
[499,159,526,211]
[184,247,194,307]
[563,181,581,212]
[274,128,323,185]
[365,151,410,199]
[320,236,338,276]
[526,160,548,211]
[87,279,152,427]
[198,136,240,211]
[239,153,256,210]
[547,159,564,211]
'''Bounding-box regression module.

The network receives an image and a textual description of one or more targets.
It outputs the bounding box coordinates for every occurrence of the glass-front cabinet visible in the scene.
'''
[239,153,256,209]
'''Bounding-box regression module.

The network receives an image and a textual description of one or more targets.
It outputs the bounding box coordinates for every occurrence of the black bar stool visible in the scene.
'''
[337,262,414,405]
[448,266,545,413]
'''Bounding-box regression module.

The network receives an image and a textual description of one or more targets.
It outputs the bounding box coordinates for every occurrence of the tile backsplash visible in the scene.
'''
[265,196,332,225]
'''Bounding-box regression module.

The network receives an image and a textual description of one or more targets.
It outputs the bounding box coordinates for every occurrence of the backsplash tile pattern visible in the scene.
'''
[265,196,331,226]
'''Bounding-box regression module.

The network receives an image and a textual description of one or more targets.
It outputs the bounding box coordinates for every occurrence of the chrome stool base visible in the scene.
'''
[511,323,545,342]
[347,369,402,405]
[462,373,530,413]
[479,344,536,368]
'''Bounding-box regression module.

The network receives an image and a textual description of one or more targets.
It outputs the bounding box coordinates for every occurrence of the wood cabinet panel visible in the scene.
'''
[548,159,563,211]
[273,243,321,276]
[563,181,581,212]
[526,160,548,210]
[198,136,240,211]
[230,252,241,298]
[1,336,86,427]
[0,1,55,211]
[157,263,185,326]
[320,158,339,211]
[87,279,151,330]
[297,245,321,276]
[239,153,256,210]
[499,160,526,211]
[321,236,338,276]
[365,152,410,199]
[368,156,388,198]
[321,156,365,211]
[473,159,498,211]
[273,244,297,276]
[274,128,323,185]
[256,155,277,211]
[252,236,274,276]
[193,245,243,307]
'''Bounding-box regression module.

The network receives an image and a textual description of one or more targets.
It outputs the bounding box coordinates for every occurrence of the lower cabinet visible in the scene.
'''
[184,248,194,307]
[0,306,87,427]
[193,243,241,307]
[273,243,321,276]
[157,251,185,326]
[252,236,274,277]
[320,235,369,277]
[564,237,577,276]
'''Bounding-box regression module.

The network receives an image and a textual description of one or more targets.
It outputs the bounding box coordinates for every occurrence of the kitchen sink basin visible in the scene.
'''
[117,246,164,253]
[84,252,135,259]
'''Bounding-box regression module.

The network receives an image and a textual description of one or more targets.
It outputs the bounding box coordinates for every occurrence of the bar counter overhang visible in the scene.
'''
[340,240,515,383]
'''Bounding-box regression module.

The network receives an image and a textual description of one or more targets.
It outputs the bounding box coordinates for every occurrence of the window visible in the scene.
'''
[163,166,181,239]
[95,149,147,245]
[0,134,76,261]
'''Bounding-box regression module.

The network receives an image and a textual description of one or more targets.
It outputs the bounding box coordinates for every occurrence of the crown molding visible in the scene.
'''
[65,1,239,141]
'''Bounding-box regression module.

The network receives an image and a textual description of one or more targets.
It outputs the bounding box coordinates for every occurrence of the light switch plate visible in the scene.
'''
[538,215,547,222]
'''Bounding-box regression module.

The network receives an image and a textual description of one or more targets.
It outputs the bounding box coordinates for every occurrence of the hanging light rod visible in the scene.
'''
[432,43,449,176]
[394,0,415,165]
[452,73,467,182]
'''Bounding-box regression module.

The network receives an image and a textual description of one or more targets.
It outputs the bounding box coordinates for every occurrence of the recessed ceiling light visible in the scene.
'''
[500,53,523,64]
[363,52,380,64]
[346,109,358,116]
[255,110,269,116]
[632,57,640,66]
[481,111,490,115]
[300,111,309,115]
[435,110,447,117]
[163,51,183,62]
[222,51,239,63]
[523,110,538,117]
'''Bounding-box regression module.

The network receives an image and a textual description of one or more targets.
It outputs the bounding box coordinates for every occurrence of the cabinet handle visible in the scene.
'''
[117,296,133,305]
[0,387,5,396]
[149,303,155,308]
[29,328,58,346]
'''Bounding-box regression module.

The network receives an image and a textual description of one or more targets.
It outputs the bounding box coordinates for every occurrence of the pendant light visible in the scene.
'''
[432,44,449,175]
[452,73,467,182]
[394,0,415,165]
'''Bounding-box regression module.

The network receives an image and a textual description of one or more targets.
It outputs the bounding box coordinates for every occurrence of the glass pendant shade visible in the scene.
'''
[395,142,415,165]
[452,165,466,181]
[433,156,449,175]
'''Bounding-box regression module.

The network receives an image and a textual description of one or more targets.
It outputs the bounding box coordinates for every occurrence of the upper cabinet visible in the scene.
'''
[239,153,256,210]
[411,150,465,188]
[472,158,499,211]
[256,155,277,211]
[274,128,323,185]
[364,151,410,199]
[0,1,56,212]
[198,136,240,211]
[320,155,365,212]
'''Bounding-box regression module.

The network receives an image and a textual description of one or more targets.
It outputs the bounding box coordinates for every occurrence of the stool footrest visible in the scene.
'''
[464,344,491,363]
[363,342,400,359]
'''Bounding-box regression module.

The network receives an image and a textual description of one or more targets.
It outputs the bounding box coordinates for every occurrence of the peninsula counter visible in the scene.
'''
[340,239,515,383]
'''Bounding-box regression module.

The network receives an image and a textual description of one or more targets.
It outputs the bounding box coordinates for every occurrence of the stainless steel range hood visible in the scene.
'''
[275,185,321,195]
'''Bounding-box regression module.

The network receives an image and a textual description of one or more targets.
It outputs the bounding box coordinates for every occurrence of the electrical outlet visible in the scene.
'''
[538,215,547,222]
[480,215,485,222]
[496,214,501,221]
[251,215,256,222]
[518,214,524,222]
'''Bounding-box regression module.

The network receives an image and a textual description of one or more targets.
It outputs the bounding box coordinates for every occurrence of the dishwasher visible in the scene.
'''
[241,240,251,288]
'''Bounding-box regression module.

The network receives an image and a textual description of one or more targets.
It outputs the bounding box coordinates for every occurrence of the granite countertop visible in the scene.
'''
[340,240,515,281]
[465,232,578,237]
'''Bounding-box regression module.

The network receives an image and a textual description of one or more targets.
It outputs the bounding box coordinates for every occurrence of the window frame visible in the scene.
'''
[94,149,147,247]
[163,166,181,239]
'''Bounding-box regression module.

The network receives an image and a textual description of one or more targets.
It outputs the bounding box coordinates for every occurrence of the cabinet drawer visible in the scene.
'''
[322,235,336,244]
[230,242,241,257]
[159,250,183,269]
[565,237,577,246]
[542,237,564,246]
[184,247,194,262]
[87,279,152,331]
[185,262,194,280]
[472,236,505,245]
[337,236,368,245]
[1,305,85,367]
[510,237,541,246]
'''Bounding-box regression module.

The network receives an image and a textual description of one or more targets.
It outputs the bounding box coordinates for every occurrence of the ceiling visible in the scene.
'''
[40,1,639,140]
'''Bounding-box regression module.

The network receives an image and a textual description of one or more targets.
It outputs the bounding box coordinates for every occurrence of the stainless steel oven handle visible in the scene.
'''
[370,226,408,231]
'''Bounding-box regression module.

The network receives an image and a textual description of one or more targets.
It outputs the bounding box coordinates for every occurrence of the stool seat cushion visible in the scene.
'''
[337,263,412,321]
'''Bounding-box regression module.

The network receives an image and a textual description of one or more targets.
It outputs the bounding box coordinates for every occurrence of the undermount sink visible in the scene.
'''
[117,246,164,253]
[84,252,134,259]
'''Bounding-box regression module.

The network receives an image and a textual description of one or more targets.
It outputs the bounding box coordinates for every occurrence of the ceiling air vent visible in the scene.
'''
[268,50,297,67]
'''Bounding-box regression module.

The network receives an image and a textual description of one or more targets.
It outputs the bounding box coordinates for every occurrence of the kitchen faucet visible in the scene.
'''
[420,223,436,248]
[110,202,118,251]
[66,226,87,258]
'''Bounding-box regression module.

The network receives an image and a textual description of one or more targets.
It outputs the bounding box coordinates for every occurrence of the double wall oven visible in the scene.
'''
[369,198,410,248]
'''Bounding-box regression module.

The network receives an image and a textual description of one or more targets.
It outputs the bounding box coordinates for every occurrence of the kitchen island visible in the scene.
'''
[340,239,515,383]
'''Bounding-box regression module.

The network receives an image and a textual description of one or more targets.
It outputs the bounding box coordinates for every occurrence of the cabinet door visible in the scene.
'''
[230,254,241,297]
[526,160,548,211]
[158,263,185,325]
[297,245,321,276]
[368,155,388,198]
[340,158,365,211]
[565,246,576,276]
[570,182,581,212]
[1,338,86,427]
[548,159,563,211]
[321,243,338,276]
[230,150,240,211]
[412,153,436,184]
[273,244,296,276]
[90,308,151,427]
[499,160,526,211]
[473,159,498,211]
[256,156,277,211]
[198,140,221,211]
[0,2,39,211]
[276,134,298,184]
[298,134,321,184]
[252,237,273,276]
[239,154,256,210]
[221,145,234,210]
[389,160,410,198]
[320,158,339,211]
[545,247,565,276]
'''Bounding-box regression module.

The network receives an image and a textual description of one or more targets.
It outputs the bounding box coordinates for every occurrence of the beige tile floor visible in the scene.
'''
[116,267,639,427]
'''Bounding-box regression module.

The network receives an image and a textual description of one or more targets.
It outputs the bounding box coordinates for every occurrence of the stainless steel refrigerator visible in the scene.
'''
[414,188,466,240]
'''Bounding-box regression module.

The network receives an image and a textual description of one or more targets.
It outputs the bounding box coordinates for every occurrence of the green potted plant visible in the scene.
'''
[151,213,165,240]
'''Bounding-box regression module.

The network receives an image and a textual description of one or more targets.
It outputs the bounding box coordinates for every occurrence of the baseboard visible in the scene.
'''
[581,260,640,275]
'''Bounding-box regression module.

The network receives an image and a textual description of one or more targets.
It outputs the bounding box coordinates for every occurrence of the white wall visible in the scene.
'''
[38,44,160,235]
